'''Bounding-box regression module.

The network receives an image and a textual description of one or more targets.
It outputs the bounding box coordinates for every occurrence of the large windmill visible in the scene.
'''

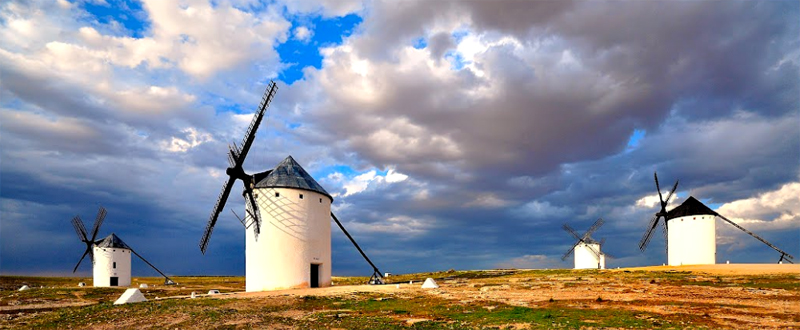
[199,81,384,292]
[562,218,608,269]
[71,206,175,286]
[638,172,794,265]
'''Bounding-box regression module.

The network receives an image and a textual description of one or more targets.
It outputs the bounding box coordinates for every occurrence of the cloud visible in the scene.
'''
[513,201,572,219]
[716,182,800,231]
[1,0,798,276]
[464,193,512,209]
[293,26,313,42]
[346,215,435,237]
[160,127,214,153]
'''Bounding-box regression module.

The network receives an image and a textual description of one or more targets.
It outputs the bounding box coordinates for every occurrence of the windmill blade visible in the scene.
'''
[200,176,236,254]
[235,81,278,167]
[663,180,679,206]
[89,206,107,242]
[662,219,669,256]
[244,189,261,236]
[227,143,241,168]
[716,213,795,262]
[561,242,579,261]
[72,247,91,273]
[562,224,581,240]
[231,209,249,228]
[71,216,89,242]
[130,247,175,285]
[638,215,660,251]
[654,172,664,205]
[331,212,383,281]
[583,218,605,239]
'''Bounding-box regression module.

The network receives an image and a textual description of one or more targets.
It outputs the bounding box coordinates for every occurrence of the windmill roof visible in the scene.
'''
[95,233,131,250]
[254,156,332,201]
[665,196,718,220]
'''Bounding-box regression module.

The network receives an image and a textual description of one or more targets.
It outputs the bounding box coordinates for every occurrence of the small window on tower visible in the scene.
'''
[320,198,323,203]
[254,194,258,199]
[300,194,304,199]
[113,262,116,269]
[275,192,280,197]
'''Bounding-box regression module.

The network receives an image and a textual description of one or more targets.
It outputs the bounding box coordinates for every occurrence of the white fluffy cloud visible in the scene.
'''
[293,26,313,41]
[716,182,800,231]
[347,215,434,237]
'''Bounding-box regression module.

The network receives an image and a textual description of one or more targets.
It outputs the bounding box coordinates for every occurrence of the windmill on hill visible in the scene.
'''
[199,81,385,292]
[638,172,794,265]
[562,218,609,269]
[71,206,174,287]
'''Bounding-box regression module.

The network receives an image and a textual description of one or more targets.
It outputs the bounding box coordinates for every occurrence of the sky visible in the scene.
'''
[1,0,798,278]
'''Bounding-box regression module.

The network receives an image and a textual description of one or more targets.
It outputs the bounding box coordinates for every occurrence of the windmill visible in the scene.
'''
[638,172,794,265]
[562,218,608,269]
[199,81,385,292]
[71,206,175,286]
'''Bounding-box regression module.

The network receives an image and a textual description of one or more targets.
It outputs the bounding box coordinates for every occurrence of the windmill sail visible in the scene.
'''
[200,81,278,254]
[70,207,107,272]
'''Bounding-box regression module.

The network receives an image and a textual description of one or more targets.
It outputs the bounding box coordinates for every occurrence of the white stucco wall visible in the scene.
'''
[667,214,716,266]
[574,242,603,269]
[92,245,131,287]
[245,187,332,292]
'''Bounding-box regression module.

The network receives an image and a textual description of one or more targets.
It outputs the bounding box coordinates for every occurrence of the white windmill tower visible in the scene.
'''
[639,172,795,265]
[562,218,609,269]
[199,81,385,292]
[71,207,175,287]
[243,156,333,291]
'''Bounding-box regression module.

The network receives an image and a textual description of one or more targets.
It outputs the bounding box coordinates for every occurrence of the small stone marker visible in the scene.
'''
[114,288,148,305]
[18,285,30,291]
[139,283,148,288]
[191,292,197,299]
[421,278,439,289]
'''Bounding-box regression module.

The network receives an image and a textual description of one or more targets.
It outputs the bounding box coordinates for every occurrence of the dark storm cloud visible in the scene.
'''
[283,0,799,271]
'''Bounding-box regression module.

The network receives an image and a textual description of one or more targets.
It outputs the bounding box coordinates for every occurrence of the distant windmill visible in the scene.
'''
[71,206,175,286]
[562,218,609,269]
[638,172,794,265]
[199,81,385,292]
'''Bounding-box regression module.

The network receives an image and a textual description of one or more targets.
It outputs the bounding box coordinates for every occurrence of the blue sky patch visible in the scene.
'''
[315,164,359,179]
[452,29,469,43]
[277,13,362,84]
[626,129,646,150]
[445,50,467,70]
[79,0,149,38]
[413,37,427,49]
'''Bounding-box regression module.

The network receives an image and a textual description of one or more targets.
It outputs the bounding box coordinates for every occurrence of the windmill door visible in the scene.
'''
[110,277,119,286]
[310,264,320,288]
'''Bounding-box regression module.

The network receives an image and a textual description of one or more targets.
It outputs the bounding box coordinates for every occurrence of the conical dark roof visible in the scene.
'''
[255,156,332,201]
[95,233,131,249]
[665,196,718,220]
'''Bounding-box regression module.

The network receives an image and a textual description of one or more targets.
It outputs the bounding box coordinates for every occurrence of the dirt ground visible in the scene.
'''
[166,264,798,329]
[2,264,798,329]
[625,263,799,275]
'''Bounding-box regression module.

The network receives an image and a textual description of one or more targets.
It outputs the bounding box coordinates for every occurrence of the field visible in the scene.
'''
[1,264,798,329]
